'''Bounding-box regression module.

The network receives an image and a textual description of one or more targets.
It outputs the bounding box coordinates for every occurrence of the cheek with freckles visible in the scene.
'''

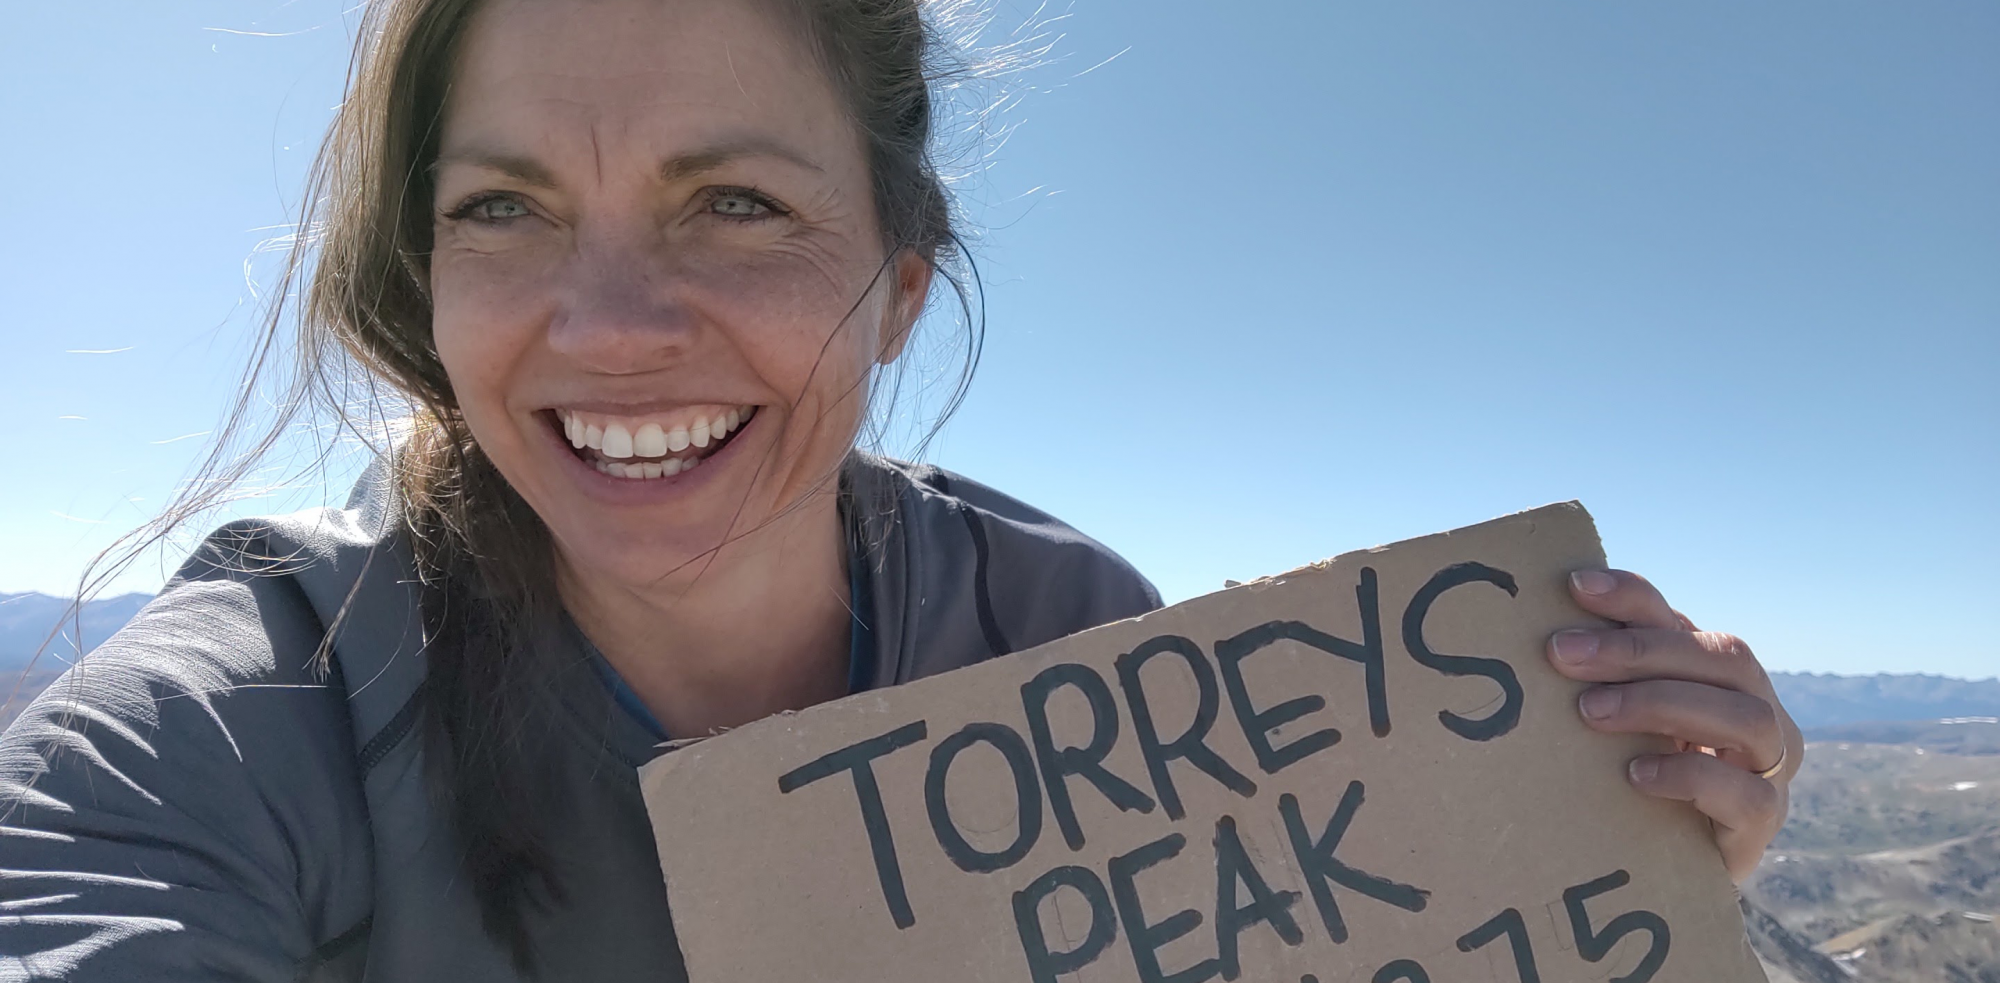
[430,250,554,450]
[676,243,892,469]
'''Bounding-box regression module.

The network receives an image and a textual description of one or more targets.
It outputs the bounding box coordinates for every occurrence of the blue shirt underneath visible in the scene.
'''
[587,558,877,741]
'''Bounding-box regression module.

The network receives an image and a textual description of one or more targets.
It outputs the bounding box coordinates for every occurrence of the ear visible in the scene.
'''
[876,249,934,366]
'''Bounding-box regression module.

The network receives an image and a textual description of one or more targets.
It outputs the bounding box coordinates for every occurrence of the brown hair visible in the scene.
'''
[54,0,1017,969]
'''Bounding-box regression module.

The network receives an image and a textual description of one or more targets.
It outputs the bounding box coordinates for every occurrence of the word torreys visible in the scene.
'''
[639,504,1767,983]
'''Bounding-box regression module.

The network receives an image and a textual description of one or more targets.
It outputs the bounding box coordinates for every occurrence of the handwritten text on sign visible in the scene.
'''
[641,505,1764,983]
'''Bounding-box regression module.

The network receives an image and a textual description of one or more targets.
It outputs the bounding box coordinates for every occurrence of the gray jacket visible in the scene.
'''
[0,454,1160,981]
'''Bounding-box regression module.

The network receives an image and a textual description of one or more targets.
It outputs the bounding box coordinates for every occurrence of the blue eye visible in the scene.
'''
[473,197,531,221]
[444,194,534,224]
[710,192,771,218]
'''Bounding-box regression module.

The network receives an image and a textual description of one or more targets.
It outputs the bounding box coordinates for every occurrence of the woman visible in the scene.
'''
[0,0,1804,979]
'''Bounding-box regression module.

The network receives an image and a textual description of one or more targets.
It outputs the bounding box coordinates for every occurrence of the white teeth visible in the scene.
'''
[587,455,713,480]
[634,422,668,458]
[601,423,634,459]
[564,405,750,464]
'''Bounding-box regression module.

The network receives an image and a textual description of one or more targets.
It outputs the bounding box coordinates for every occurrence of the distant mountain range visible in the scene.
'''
[1773,672,2000,731]
[0,591,152,670]
[3,590,1996,728]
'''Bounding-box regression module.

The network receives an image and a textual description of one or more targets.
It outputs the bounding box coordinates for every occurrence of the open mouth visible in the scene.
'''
[550,404,758,480]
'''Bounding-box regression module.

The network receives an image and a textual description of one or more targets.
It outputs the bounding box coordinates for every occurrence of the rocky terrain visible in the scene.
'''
[1747,718,2000,982]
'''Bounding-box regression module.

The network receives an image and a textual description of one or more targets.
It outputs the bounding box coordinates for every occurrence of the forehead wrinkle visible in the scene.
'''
[437,132,829,190]
[591,124,605,187]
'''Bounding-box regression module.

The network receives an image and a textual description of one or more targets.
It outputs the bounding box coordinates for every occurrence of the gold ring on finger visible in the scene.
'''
[1755,743,1787,780]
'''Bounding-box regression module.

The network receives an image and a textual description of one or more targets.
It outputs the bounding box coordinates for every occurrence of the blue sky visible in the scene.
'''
[1,1,1993,678]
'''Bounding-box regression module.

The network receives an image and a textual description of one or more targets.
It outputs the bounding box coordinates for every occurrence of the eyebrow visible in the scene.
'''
[432,137,825,187]
[431,150,557,187]
[659,138,825,183]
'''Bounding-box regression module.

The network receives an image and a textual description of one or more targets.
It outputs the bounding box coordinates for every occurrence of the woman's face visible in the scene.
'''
[430,0,926,587]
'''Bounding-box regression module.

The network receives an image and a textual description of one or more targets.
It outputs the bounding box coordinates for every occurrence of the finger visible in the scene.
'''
[1628,751,1787,881]
[1669,608,1701,632]
[1577,679,1785,773]
[1549,628,1773,698]
[1567,569,1681,630]
[1549,626,1807,781]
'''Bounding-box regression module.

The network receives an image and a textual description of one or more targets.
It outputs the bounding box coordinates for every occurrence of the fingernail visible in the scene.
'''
[1552,630,1599,665]
[1629,756,1660,783]
[1579,687,1621,720]
[1572,569,1617,596]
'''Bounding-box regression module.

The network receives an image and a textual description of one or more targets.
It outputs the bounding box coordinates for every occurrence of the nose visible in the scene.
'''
[545,233,702,374]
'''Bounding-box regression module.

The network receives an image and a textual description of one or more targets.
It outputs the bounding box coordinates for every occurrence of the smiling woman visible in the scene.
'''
[419,0,947,741]
[0,0,1807,979]
[0,0,1165,978]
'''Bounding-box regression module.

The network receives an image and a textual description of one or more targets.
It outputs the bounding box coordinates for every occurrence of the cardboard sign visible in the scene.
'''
[639,503,1766,983]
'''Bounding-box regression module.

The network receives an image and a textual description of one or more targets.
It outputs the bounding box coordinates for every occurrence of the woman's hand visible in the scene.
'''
[1546,569,1803,882]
